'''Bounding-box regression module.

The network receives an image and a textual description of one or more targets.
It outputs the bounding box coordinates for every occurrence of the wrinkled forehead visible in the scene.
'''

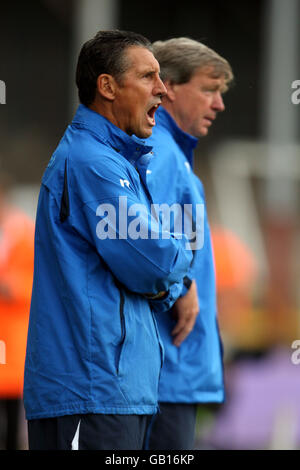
[124,45,159,73]
[193,65,228,92]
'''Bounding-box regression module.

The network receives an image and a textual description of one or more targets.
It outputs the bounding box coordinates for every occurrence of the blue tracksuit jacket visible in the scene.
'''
[146,107,225,403]
[23,104,192,419]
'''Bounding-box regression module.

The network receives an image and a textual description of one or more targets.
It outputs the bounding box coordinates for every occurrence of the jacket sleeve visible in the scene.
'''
[70,157,193,295]
[148,281,184,313]
[172,170,206,298]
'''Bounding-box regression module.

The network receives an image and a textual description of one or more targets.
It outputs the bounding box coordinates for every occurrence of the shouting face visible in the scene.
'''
[112,46,167,139]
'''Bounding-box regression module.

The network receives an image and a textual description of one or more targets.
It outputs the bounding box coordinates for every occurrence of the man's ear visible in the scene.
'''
[96,74,116,101]
[163,80,177,102]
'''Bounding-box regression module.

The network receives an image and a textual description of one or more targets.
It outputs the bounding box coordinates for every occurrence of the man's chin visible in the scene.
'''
[198,127,209,137]
[135,127,153,139]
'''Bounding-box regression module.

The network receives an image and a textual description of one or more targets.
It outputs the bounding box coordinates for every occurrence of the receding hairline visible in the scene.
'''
[112,44,155,84]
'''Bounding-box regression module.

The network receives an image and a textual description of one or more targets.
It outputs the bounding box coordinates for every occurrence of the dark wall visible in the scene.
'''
[0,0,264,183]
[119,0,264,150]
[0,0,72,183]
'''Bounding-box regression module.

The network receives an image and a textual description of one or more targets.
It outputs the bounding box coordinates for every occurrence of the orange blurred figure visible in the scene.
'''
[211,226,257,292]
[211,226,261,350]
[0,174,34,449]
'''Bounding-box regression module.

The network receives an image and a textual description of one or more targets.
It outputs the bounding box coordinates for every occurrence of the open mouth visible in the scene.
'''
[146,104,160,125]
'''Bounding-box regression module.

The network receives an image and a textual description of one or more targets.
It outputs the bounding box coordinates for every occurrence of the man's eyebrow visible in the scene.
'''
[204,78,227,90]
[136,69,155,78]
[202,83,221,91]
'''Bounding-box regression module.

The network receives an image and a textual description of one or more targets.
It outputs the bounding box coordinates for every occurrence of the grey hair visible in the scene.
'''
[152,37,233,89]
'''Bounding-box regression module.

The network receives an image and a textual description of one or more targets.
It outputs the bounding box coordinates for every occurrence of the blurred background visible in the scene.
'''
[0,0,300,450]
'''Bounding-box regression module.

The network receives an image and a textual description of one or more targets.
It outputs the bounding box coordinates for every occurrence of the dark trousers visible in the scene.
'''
[28,413,151,450]
[145,403,197,450]
[0,399,21,450]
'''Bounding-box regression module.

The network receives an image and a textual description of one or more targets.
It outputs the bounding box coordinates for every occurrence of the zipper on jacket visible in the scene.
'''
[150,310,164,371]
[135,165,154,206]
[116,284,125,375]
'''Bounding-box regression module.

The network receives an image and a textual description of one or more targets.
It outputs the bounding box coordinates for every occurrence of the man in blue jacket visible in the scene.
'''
[145,37,234,449]
[23,30,193,450]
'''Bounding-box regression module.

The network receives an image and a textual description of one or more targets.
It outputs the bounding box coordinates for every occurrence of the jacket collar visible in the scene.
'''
[155,106,198,167]
[71,104,153,163]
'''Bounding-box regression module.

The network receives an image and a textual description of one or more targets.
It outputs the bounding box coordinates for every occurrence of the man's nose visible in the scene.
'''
[213,92,225,112]
[154,75,167,98]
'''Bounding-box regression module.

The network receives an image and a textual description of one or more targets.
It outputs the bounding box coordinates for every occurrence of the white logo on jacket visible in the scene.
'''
[120,179,130,188]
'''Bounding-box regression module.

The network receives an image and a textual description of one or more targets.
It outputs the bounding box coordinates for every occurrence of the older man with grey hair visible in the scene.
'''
[145,37,234,450]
